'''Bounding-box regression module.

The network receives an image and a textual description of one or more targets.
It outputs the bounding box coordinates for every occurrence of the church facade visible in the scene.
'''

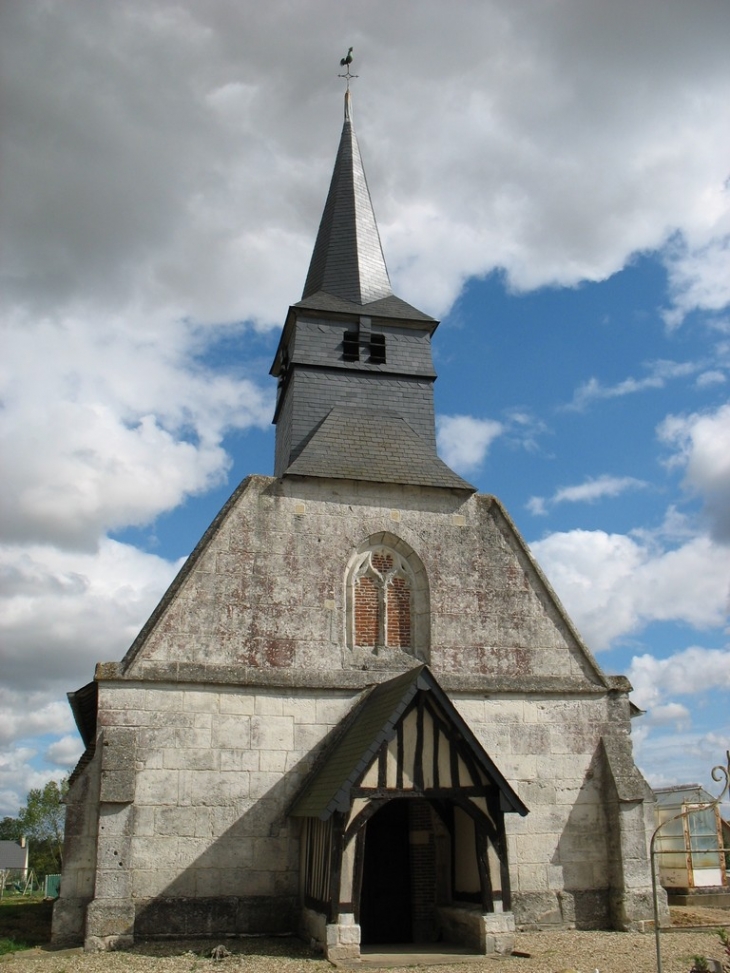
[53,90,664,959]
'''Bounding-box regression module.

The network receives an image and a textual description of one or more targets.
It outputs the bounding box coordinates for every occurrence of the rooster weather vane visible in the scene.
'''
[338,47,358,88]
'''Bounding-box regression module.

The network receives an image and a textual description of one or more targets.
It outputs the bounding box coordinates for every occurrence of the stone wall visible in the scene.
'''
[73,680,651,944]
[82,683,356,946]
[122,475,607,690]
[457,693,634,929]
[52,752,101,945]
[59,475,657,945]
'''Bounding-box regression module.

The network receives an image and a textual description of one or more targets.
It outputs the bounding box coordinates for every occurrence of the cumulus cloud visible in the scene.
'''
[45,735,85,769]
[2,1,729,555]
[436,415,504,473]
[0,539,183,693]
[0,693,76,748]
[0,2,316,329]
[530,529,729,651]
[528,475,647,515]
[2,1,730,329]
[614,646,730,791]
[628,646,730,711]
[634,726,730,796]
[0,310,273,550]
[0,538,181,811]
[647,702,691,729]
[664,230,730,330]
[0,746,70,819]
[696,370,726,388]
[659,402,730,542]
[2,0,730,813]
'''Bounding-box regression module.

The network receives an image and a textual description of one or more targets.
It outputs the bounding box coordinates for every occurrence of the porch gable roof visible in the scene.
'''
[289,664,528,820]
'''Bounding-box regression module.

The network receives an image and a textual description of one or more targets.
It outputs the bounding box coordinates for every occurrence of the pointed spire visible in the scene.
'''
[302,91,393,305]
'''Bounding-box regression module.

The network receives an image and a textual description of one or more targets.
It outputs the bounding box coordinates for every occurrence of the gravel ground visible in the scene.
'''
[3,909,728,973]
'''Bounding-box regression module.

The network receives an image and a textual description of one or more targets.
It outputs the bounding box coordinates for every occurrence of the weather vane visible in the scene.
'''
[338,47,358,89]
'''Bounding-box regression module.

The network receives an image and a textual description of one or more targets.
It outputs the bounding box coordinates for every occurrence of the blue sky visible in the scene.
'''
[1,0,729,818]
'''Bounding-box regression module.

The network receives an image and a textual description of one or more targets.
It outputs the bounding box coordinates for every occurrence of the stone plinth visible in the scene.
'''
[325,913,361,963]
[438,906,515,955]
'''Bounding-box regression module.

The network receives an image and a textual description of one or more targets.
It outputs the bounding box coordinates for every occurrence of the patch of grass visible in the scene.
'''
[0,896,53,947]
[0,937,31,955]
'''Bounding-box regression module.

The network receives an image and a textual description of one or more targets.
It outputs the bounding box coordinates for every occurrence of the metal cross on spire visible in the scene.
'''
[338,47,358,89]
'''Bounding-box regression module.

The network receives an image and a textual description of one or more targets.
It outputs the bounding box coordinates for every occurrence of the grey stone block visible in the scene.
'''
[99,770,135,804]
[85,898,136,939]
[51,896,89,945]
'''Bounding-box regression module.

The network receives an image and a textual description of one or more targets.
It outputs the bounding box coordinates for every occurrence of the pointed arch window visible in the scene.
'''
[346,537,429,661]
[352,547,412,650]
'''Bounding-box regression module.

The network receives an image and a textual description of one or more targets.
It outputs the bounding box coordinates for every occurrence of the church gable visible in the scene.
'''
[118,476,608,692]
[426,493,608,689]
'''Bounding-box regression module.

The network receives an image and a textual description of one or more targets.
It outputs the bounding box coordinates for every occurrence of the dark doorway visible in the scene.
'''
[360,800,412,944]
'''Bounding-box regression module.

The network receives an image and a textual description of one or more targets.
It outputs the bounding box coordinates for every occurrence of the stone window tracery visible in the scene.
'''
[345,534,430,664]
[351,547,413,651]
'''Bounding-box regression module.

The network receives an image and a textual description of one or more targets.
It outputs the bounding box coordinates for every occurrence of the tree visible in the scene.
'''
[0,816,23,841]
[2,779,68,877]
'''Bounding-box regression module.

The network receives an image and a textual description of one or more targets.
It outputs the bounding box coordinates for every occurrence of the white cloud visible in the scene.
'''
[0,539,183,694]
[634,727,730,798]
[2,1,729,329]
[1,1,728,559]
[436,415,504,473]
[45,736,85,769]
[659,402,730,542]
[696,370,726,388]
[647,702,691,729]
[529,475,647,515]
[530,529,729,651]
[0,539,181,813]
[554,476,647,504]
[664,230,730,329]
[527,496,548,517]
[0,3,315,330]
[0,694,76,748]
[566,360,699,411]
[0,310,273,550]
[0,746,69,819]
[628,646,730,711]
[1,0,730,821]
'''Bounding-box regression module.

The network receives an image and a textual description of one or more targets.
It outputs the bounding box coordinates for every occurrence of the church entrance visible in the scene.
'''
[359,798,445,945]
[289,666,528,958]
[359,800,412,944]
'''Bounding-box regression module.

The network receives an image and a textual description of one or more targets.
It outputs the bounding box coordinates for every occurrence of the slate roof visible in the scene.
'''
[289,664,528,820]
[302,91,393,306]
[68,681,98,748]
[0,841,29,870]
[294,291,435,324]
[284,407,474,490]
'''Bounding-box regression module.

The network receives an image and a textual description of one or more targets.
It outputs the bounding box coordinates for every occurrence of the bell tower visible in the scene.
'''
[270,91,472,491]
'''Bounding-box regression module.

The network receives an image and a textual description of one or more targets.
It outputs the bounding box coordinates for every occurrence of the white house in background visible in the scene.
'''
[0,838,30,890]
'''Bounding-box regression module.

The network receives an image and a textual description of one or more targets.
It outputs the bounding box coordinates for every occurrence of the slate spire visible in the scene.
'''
[302,90,393,305]
[270,86,474,492]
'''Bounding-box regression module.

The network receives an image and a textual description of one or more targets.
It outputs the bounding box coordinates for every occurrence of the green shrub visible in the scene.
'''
[0,937,30,955]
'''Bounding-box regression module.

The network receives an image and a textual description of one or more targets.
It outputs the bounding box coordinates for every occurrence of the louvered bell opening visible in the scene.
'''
[343,330,360,362]
[369,333,386,364]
